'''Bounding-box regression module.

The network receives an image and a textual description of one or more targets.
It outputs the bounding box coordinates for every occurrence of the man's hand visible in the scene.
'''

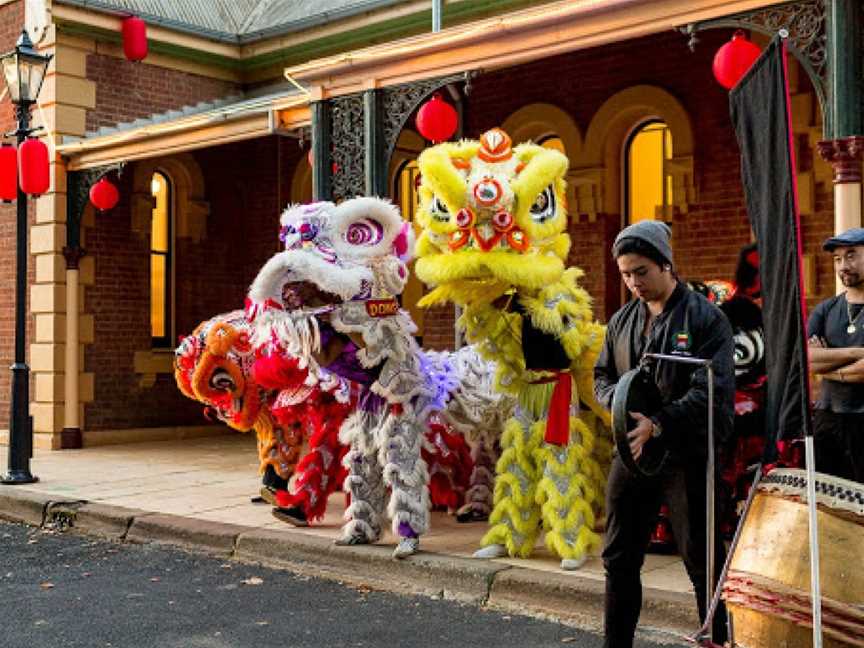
[627,411,653,461]
[808,339,864,373]
[822,357,864,383]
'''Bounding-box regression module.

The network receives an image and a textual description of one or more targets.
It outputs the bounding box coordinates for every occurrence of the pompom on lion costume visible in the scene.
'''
[414,128,612,569]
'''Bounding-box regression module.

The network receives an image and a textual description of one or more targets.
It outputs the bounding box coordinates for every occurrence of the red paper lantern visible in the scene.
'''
[89,177,120,211]
[415,93,458,143]
[0,144,16,203]
[713,30,762,90]
[122,16,148,62]
[18,137,49,197]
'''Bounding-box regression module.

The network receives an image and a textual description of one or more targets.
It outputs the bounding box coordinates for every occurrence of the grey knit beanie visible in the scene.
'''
[612,221,673,266]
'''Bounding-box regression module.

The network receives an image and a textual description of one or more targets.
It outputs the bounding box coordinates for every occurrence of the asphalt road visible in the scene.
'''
[0,520,682,648]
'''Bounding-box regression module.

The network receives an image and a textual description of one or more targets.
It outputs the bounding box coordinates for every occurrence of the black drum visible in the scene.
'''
[611,367,670,478]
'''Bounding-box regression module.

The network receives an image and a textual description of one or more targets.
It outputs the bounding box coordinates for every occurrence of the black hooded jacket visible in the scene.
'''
[593,282,735,460]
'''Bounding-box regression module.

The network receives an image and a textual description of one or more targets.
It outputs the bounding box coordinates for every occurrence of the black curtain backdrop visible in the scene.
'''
[729,37,813,457]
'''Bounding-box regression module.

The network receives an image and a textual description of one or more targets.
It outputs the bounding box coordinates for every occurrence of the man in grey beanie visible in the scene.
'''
[594,221,735,648]
[611,220,675,268]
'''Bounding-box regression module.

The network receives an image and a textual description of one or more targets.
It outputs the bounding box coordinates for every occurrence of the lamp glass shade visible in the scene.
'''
[0,31,51,104]
[0,144,17,202]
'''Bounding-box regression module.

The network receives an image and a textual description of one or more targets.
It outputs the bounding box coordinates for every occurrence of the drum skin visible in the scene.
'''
[723,469,864,648]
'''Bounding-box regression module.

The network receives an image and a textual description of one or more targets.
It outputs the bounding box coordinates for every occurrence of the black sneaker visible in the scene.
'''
[455,505,488,523]
[271,505,308,527]
[257,486,278,506]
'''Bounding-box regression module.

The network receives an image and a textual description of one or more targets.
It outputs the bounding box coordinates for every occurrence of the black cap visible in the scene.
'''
[823,227,864,251]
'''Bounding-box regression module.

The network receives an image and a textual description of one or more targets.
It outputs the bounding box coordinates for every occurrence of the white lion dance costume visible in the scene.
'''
[415,128,611,569]
[244,198,510,558]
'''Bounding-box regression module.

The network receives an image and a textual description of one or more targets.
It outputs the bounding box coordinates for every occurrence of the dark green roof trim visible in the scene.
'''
[58,0,557,78]
[56,20,245,70]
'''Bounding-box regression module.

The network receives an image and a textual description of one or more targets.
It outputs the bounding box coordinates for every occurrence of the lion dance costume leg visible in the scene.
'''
[414,128,611,569]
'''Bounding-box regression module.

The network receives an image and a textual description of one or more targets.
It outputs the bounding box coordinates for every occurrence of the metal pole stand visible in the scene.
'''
[643,353,718,644]
[2,101,38,485]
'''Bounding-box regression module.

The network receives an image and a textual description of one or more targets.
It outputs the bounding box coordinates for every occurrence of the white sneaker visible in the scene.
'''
[472,543,508,559]
[393,536,419,559]
[560,556,588,571]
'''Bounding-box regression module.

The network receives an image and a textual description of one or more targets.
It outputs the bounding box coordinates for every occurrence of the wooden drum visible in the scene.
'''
[723,468,864,647]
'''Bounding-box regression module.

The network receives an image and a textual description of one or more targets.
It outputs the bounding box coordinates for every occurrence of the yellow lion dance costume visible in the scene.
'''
[414,128,611,569]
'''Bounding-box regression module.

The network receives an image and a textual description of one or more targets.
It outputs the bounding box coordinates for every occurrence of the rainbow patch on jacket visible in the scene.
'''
[415,128,570,291]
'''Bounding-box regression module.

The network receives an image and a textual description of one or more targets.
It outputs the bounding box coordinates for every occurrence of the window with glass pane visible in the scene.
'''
[395,159,424,340]
[625,121,673,224]
[150,172,172,347]
[538,135,565,153]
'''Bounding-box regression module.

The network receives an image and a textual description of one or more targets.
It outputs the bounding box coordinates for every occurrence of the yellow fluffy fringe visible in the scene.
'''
[482,413,607,560]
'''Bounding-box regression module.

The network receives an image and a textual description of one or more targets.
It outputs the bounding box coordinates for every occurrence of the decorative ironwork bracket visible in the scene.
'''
[679,0,827,129]
[330,93,365,202]
[381,70,476,164]
[65,162,125,261]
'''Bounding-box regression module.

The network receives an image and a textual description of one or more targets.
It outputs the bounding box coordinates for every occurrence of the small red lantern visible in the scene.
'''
[0,144,17,203]
[89,177,120,211]
[713,30,762,90]
[122,16,148,62]
[18,137,49,197]
[415,93,458,143]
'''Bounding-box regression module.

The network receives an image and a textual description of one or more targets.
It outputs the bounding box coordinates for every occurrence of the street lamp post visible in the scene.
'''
[1,30,52,484]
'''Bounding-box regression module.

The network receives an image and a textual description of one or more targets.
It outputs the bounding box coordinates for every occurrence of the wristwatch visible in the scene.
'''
[650,418,663,439]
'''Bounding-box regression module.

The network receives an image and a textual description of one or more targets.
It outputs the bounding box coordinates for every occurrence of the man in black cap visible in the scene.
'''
[594,220,735,648]
[807,227,864,483]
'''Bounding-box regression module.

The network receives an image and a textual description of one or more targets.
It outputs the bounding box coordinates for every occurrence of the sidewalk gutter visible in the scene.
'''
[0,488,697,634]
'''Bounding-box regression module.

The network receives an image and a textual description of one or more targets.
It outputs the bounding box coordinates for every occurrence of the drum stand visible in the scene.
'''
[644,353,721,645]
[645,352,824,648]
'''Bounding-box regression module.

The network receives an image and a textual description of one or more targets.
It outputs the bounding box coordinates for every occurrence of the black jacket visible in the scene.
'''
[593,282,735,459]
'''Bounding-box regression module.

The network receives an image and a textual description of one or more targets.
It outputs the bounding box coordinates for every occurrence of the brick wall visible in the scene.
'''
[462,28,836,324]
[84,135,303,430]
[85,53,241,133]
[80,27,842,429]
[0,0,25,430]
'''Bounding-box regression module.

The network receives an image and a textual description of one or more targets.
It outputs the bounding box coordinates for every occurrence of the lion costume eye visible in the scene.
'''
[209,369,236,391]
[345,219,384,246]
[429,196,451,223]
[529,186,556,223]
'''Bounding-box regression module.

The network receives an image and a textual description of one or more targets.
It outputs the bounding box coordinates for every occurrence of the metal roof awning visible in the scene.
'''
[57,91,310,170]
[285,0,784,98]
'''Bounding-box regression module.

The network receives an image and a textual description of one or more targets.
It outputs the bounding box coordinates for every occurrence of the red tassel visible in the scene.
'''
[545,372,572,446]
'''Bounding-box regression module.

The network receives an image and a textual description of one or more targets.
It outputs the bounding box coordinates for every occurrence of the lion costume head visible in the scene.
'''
[414,127,570,293]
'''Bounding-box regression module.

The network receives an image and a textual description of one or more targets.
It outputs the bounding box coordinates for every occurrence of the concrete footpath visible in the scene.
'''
[0,434,697,641]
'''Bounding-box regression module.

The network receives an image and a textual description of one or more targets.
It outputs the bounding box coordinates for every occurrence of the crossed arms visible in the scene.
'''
[808,337,864,383]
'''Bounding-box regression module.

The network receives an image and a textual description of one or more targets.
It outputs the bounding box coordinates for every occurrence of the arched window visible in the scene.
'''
[393,158,424,342]
[150,171,173,348]
[538,134,565,153]
[624,120,673,224]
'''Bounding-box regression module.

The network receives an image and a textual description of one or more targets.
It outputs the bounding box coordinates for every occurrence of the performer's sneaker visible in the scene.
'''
[472,543,507,559]
[455,504,489,524]
[334,532,369,546]
[560,556,588,571]
[257,486,278,506]
[392,536,419,559]
[271,505,308,527]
